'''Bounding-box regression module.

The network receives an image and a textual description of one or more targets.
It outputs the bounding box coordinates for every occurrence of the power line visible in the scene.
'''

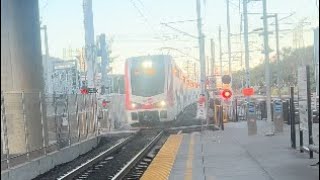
[128,0,166,45]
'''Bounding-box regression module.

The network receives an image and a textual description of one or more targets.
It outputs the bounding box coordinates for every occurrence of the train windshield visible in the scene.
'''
[130,59,165,97]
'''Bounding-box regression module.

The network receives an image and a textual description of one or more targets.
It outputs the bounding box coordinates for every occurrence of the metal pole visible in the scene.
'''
[275,14,281,97]
[243,0,250,88]
[207,56,210,76]
[39,92,47,155]
[66,95,71,146]
[83,0,96,88]
[300,129,304,152]
[210,39,215,76]
[99,34,109,91]
[196,0,206,95]
[1,92,10,168]
[314,28,319,96]
[290,87,296,149]
[235,98,238,122]
[221,105,224,130]
[262,0,274,135]
[306,65,314,158]
[21,92,30,160]
[42,25,50,94]
[275,14,280,84]
[76,94,81,142]
[226,0,232,75]
[219,26,223,76]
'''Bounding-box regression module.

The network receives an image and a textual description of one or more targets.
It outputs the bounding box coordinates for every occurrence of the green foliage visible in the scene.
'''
[232,46,316,92]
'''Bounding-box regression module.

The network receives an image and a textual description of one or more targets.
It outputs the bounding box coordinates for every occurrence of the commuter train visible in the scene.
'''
[124,55,200,125]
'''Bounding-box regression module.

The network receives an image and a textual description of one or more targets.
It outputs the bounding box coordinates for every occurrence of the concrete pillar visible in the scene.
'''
[1,0,45,154]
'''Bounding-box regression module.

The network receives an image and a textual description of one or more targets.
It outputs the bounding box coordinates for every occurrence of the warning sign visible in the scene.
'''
[196,94,207,119]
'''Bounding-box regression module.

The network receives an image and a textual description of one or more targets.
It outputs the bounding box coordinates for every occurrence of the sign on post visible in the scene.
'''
[88,88,98,94]
[196,94,207,120]
[242,88,254,96]
[298,66,308,131]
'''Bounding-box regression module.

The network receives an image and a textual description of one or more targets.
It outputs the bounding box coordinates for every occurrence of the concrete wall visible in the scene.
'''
[1,137,99,180]
[1,0,44,154]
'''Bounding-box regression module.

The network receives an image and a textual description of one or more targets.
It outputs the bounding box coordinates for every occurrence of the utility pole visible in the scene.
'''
[314,28,319,96]
[206,56,210,76]
[41,25,51,94]
[210,39,215,76]
[98,34,109,92]
[226,0,232,75]
[275,14,281,97]
[196,0,206,95]
[262,0,274,135]
[83,0,96,88]
[243,0,250,88]
[219,26,223,77]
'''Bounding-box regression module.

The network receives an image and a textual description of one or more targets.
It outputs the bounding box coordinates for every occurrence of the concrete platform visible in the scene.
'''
[168,121,319,180]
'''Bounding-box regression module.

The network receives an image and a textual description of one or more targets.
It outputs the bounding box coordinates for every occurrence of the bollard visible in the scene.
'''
[290,89,296,149]
[220,105,224,130]
[283,100,289,125]
[247,101,257,135]
[273,99,284,133]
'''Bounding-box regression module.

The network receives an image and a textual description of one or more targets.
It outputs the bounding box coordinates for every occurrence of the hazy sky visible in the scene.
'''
[39,0,319,73]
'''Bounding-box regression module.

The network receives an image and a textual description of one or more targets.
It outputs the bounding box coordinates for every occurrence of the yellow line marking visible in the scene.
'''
[184,133,195,180]
[140,135,183,180]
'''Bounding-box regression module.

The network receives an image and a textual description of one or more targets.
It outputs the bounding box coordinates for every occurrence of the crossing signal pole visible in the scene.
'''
[226,0,232,75]
[243,0,250,88]
[196,0,206,95]
[262,0,274,135]
[219,26,223,77]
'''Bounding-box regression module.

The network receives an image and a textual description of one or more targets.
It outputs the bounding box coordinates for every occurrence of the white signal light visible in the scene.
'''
[142,61,152,68]
[160,100,166,107]
[131,103,137,108]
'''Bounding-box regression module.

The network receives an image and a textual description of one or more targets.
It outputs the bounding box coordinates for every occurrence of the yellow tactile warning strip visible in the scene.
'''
[140,135,183,180]
[184,133,195,180]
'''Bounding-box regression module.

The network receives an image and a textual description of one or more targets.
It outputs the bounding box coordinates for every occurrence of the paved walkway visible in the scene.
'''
[169,121,319,180]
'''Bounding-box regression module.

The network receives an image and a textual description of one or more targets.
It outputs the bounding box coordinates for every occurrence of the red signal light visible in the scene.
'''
[221,89,232,99]
[80,88,88,94]
[102,100,108,107]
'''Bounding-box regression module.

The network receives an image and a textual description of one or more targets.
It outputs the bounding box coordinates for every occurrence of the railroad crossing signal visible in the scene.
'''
[222,75,231,84]
[102,100,110,108]
[80,88,89,94]
[221,89,232,100]
[80,87,98,94]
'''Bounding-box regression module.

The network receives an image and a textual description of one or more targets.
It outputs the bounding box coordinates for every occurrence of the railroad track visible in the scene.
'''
[57,129,164,180]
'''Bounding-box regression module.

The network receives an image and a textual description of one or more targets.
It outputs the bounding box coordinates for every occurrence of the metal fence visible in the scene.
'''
[1,91,102,171]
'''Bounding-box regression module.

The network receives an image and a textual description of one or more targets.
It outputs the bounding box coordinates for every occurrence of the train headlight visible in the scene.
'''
[142,61,152,68]
[160,100,166,107]
[131,103,137,108]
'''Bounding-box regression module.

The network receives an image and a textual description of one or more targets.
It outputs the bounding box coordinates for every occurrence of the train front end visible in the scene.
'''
[124,55,171,125]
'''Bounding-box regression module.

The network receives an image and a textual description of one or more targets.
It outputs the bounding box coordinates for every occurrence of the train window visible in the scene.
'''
[130,58,165,97]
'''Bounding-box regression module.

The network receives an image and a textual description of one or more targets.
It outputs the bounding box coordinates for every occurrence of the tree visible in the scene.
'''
[232,46,316,92]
